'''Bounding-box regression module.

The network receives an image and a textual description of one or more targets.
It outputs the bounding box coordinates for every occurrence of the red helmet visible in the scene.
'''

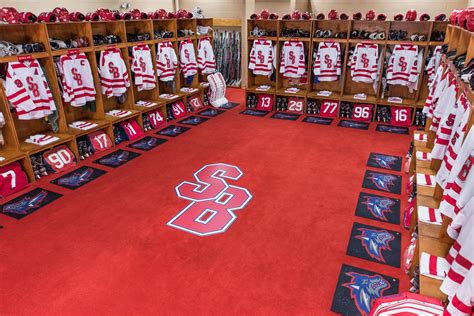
[328,9,338,20]
[459,8,474,28]
[120,12,132,20]
[147,11,156,19]
[96,8,113,21]
[450,9,462,25]
[394,13,403,21]
[156,9,167,19]
[260,9,270,19]
[316,13,325,20]
[110,10,121,20]
[291,10,301,20]
[377,13,387,21]
[366,10,376,20]
[435,13,446,21]
[302,12,311,20]
[129,9,142,20]
[0,7,20,24]
[353,12,362,20]
[466,10,474,31]
[340,13,349,20]
[269,12,279,20]
[18,11,37,23]
[419,13,430,21]
[405,9,417,21]
[250,13,260,20]
[69,12,85,21]
[38,12,58,23]
[52,7,69,22]
[85,12,99,21]
[282,14,291,20]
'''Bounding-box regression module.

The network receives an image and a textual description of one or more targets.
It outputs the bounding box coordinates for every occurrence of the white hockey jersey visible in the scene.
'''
[439,128,474,220]
[436,103,472,188]
[197,38,216,74]
[350,43,379,83]
[156,41,178,82]
[432,93,470,160]
[313,41,341,82]
[131,45,156,91]
[279,41,305,78]
[99,48,130,97]
[430,77,458,133]
[179,40,198,78]
[249,39,276,76]
[5,59,57,120]
[426,46,442,86]
[445,267,474,316]
[386,44,419,87]
[59,53,96,107]
[423,66,446,117]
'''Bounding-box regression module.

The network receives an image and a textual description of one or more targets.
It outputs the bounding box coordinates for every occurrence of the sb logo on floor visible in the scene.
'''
[167,163,253,236]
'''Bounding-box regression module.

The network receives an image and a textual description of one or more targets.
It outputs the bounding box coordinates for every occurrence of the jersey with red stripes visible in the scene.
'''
[99,48,130,97]
[131,45,156,91]
[386,44,419,86]
[156,41,178,82]
[350,43,379,83]
[197,38,216,75]
[248,39,276,76]
[58,53,96,107]
[179,40,198,78]
[279,41,306,79]
[313,41,341,82]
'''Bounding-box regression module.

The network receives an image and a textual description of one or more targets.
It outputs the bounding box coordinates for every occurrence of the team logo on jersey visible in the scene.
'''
[343,272,391,315]
[167,163,253,236]
[367,172,397,191]
[99,151,130,166]
[355,228,394,262]
[57,168,94,187]
[2,190,48,214]
[362,196,395,221]
[131,137,159,150]
[373,154,398,169]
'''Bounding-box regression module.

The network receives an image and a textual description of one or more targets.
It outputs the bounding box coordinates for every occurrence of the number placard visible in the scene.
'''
[171,101,187,119]
[188,95,204,111]
[287,97,304,114]
[320,100,339,118]
[148,109,165,129]
[352,104,373,122]
[256,94,274,111]
[390,106,412,127]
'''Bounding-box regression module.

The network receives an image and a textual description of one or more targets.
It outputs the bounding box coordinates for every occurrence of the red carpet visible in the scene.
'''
[0,88,411,314]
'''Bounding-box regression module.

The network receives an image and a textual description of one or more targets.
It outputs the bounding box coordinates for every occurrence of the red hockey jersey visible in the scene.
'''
[88,131,112,152]
[313,41,341,82]
[0,162,29,198]
[43,145,76,173]
[120,119,143,141]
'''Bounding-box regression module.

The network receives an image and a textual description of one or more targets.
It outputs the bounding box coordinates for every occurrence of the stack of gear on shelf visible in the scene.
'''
[249,26,276,37]
[314,29,347,39]
[281,28,310,38]
[0,41,45,57]
[306,100,320,115]
[154,30,173,39]
[50,37,88,51]
[92,34,121,46]
[276,96,289,112]
[314,9,447,22]
[350,29,385,40]
[126,32,151,43]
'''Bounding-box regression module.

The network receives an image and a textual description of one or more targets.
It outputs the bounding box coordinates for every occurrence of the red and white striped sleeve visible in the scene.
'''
[444,268,474,316]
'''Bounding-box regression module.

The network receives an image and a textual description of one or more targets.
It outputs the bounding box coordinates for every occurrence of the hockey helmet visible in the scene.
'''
[96,8,113,21]
[366,10,376,20]
[291,10,302,20]
[52,7,69,22]
[129,9,142,20]
[250,13,260,20]
[302,12,311,20]
[459,8,474,28]
[419,13,430,21]
[405,9,417,21]
[85,12,99,21]
[377,13,387,21]
[394,13,404,21]
[466,10,474,31]
[38,12,58,23]
[156,9,168,19]
[281,14,291,20]
[18,11,37,23]
[260,9,270,20]
[269,12,279,20]
[340,13,349,20]
[450,9,462,25]
[434,13,446,21]
[328,9,338,20]
[0,7,20,24]
[69,12,85,21]
[353,12,362,20]
[316,13,325,20]
[120,12,132,20]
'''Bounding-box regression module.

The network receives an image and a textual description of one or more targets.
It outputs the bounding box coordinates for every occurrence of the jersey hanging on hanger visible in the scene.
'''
[179,40,198,78]
[248,39,276,76]
[425,46,442,86]
[156,41,178,82]
[197,38,216,74]
[5,59,57,120]
[58,53,96,106]
[350,43,379,83]
[445,266,474,316]
[279,41,305,79]
[99,48,130,97]
[313,41,341,82]
[386,44,419,87]
[423,65,445,116]
[131,45,156,91]
[430,77,458,133]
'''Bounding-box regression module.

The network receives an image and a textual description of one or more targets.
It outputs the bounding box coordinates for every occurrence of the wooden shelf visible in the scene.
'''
[349,39,386,45]
[134,101,166,113]
[67,119,111,137]
[385,40,428,46]
[51,47,94,57]
[105,109,141,124]
[377,98,417,107]
[0,52,50,63]
[313,38,348,43]
[248,36,278,41]
[307,91,341,100]
[246,86,276,94]
[341,94,377,104]
[19,133,74,155]
[0,150,25,167]
[276,88,308,97]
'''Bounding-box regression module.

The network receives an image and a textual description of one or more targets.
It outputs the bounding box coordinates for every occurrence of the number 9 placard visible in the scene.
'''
[352,104,373,122]
[320,100,339,118]
[287,97,304,114]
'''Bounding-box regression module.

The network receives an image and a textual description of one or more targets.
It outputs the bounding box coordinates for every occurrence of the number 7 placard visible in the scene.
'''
[256,94,274,111]
[320,100,339,118]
